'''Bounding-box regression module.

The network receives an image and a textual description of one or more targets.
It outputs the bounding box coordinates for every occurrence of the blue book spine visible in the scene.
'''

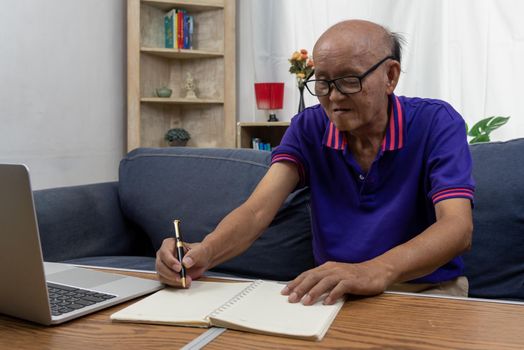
[188,15,194,49]
[164,10,176,48]
[183,14,189,49]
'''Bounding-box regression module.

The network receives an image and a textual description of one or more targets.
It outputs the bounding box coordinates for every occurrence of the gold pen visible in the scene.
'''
[173,220,187,288]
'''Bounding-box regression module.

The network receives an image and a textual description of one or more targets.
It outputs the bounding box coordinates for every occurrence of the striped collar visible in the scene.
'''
[322,94,406,152]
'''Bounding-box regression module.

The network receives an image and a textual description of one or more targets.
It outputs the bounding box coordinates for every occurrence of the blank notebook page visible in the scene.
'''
[208,280,344,340]
[111,281,250,326]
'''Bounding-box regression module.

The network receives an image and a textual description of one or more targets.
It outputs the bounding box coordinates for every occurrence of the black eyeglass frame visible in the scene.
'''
[305,55,395,97]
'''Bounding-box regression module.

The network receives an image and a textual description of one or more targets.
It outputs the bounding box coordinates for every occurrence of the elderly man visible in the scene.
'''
[156,20,474,305]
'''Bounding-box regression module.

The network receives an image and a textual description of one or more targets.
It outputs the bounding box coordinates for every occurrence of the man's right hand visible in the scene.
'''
[155,238,212,287]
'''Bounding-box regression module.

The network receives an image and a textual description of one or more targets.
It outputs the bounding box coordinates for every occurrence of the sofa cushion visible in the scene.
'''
[119,147,314,281]
[34,182,154,261]
[463,138,524,300]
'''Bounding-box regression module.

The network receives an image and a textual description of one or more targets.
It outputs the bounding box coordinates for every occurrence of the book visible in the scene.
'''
[110,280,344,341]
[183,14,193,49]
[164,9,176,48]
[187,15,194,49]
[177,10,185,49]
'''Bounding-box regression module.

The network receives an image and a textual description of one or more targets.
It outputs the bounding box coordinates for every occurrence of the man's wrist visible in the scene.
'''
[200,233,219,268]
[367,256,399,288]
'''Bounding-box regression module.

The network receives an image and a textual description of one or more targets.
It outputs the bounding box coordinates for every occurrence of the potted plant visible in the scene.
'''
[466,116,510,144]
[165,128,191,147]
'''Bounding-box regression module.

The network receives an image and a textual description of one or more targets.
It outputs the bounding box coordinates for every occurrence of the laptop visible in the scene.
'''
[0,163,163,325]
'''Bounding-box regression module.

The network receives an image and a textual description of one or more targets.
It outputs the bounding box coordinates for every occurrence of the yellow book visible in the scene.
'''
[110,280,344,341]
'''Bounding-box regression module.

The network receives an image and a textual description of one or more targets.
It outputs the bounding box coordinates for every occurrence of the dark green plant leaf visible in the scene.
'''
[467,116,510,137]
[484,116,510,133]
[469,134,490,144]
[468,118,492,137]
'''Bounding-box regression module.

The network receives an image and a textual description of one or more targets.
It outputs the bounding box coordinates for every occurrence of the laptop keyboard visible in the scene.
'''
[47,282,117,316]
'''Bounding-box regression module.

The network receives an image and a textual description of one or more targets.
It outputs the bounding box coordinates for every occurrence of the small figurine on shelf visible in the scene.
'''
[184,72,197,99]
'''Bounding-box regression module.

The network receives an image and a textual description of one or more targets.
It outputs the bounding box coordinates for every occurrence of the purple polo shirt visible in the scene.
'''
[271,94,475,283]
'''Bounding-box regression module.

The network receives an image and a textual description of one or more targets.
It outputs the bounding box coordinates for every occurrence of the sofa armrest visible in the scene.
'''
[34,182,154,262]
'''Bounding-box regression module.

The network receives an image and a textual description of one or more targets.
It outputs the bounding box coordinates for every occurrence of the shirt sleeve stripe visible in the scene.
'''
[271,153,306,187]
[432,187,474,198]
[432,188,474,204]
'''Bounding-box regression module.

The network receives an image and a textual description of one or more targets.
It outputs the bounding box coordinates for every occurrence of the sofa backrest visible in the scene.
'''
[35,182,154,261]
[119,147,314,281]
[464,138,524,300]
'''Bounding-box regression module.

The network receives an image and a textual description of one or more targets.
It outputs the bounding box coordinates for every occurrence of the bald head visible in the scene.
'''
[313,20,403,65]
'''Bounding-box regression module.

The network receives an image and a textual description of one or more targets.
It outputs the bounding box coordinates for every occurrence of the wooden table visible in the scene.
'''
[1,270,524,349]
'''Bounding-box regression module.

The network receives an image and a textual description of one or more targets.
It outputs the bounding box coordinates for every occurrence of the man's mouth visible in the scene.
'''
[333,108,351,113]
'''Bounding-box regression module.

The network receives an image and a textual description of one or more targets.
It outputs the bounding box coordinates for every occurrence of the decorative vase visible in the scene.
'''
[169,139,188,147]
[156,87,172,98]
[297,83,305,114]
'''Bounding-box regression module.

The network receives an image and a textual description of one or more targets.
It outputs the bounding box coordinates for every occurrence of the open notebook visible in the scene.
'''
[110,280,344,341]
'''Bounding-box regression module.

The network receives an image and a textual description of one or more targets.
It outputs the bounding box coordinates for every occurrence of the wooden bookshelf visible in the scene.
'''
[236,122,290,149]
[127,0,236,150]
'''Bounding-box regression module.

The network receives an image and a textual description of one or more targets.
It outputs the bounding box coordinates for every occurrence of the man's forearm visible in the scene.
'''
[373,199,473,285]
[201,204,267,268]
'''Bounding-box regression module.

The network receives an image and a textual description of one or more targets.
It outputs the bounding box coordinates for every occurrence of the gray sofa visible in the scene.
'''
[34,139,524,300]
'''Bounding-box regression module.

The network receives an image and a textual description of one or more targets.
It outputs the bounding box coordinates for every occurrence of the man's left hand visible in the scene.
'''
[281,260,392,305]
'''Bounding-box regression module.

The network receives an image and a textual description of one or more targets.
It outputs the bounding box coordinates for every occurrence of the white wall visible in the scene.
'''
[0,0,126,189]
[237,0,524,142]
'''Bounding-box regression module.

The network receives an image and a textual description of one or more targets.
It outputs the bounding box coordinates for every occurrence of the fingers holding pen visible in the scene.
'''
[155,237,189,287]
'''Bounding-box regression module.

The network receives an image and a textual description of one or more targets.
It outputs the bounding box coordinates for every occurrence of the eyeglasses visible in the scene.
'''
[305,55,394,96]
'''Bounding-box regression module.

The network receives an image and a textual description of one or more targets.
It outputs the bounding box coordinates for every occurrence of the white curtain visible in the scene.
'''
[237,0,524,142]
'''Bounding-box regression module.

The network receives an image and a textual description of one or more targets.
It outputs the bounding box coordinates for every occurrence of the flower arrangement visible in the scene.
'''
[288,49,314,88]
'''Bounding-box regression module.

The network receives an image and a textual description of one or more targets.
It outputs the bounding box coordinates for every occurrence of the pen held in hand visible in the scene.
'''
[173,219,187,288]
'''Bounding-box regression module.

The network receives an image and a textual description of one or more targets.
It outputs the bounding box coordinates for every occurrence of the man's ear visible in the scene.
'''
[386,61,401,94]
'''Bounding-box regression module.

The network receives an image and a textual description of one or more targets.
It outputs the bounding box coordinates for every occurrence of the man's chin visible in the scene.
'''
[330,115,355,132]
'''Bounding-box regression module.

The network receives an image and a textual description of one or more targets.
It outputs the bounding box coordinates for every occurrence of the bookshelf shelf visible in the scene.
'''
[141,97,224,104]
[127,0,235,150]
[142,0,224,12]
[140,47,224,59]
[236,122,290,149]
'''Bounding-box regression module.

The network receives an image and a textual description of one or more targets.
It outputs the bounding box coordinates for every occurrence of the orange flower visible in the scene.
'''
[289,48,315,84]
[291,51,301,60]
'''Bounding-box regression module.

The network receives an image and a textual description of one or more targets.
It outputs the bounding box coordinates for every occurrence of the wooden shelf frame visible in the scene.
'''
[127,0,236,150]
[142,0,224,12]
[236,122,290,149]
[140,47,224,59]
[141,97,224,104]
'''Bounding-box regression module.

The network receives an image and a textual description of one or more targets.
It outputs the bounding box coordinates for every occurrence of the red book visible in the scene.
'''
[177,11,184,49]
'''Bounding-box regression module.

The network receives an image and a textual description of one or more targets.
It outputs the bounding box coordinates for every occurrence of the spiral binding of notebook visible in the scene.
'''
[207,280,264,318]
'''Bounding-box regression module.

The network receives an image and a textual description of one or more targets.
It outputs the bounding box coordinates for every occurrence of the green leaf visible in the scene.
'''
[484,116,510,133]
[467,116,509,144]
[468,118,491,137]
[469,134,490,144]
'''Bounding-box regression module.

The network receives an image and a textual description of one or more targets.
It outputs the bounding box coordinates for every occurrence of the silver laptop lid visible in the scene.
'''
[0,164,52,324]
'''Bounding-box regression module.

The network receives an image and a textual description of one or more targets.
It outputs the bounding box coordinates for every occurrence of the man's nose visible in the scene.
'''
[328,83,346,101]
